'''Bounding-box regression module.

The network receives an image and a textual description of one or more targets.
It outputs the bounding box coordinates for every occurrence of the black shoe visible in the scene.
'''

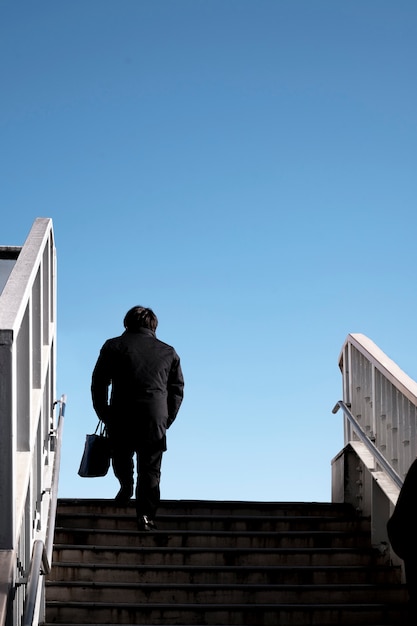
[137,515,157,531]
[115,486,133,505]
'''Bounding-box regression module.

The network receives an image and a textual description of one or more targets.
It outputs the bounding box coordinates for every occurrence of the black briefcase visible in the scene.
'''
[78,421,111,477]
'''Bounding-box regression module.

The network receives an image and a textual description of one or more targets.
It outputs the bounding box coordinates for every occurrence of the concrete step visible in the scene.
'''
[56,498,355,517]
[46,499,408,625]
[45,600,406,625]
[52,543,387,567]
[48,562,400,585]
[54,512,371,533]
[46,580,408,604]
[53,527,372,549]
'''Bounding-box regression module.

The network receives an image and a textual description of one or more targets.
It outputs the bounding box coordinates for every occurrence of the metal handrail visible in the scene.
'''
[22,541,50,626]
[22,394,66,626]
[332,399,403,490]
[45,395,66,566]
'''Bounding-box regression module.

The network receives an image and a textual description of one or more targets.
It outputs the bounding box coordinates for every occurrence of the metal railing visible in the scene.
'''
[332,333,417,559]
[22,395,66,626]
[332,400,403,490]
[337,333,417,480]
[0,218,61,626]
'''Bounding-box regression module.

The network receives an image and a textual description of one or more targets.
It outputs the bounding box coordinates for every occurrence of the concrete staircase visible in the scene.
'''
[45,499,408,625]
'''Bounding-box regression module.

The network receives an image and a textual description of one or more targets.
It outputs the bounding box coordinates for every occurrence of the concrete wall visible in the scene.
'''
[0,249,20,296]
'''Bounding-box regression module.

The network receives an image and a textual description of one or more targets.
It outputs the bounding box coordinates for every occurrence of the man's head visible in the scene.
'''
[124,306,158,332]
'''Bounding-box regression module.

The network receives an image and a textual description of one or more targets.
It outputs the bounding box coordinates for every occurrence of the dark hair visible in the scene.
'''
[124,306,158,332]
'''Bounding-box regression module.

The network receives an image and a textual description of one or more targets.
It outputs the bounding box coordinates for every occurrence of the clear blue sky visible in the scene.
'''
[1,1,417,502]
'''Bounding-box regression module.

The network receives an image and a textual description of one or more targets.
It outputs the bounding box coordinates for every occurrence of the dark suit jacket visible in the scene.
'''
[91,328,184,446]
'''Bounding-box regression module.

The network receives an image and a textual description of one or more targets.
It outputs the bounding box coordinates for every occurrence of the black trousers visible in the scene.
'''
[110,433,164,519]
[405,559,417,625]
